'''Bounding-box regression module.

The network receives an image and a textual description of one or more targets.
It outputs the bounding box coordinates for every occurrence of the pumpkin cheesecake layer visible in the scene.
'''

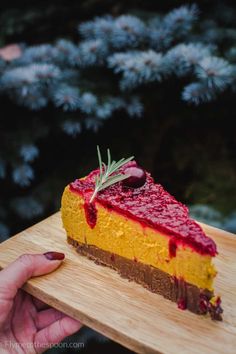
[62,186,215,291]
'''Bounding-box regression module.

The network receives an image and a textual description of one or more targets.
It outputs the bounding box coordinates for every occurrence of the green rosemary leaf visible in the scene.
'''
[112,156,134,173]
[102,162,107,178]
[97,145,103,177]
[107,160,116,175]
[107,148,111,168]
[99,174,130,191]
[90,146,133,203]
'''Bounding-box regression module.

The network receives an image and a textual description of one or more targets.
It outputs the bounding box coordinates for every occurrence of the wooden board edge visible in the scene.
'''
[198,221,236,239]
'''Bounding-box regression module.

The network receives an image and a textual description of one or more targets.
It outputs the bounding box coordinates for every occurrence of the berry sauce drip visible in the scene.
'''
[177,298,187,310]
[199,296,208,314]
[199,294,223,320]
[84,201,97,229]
[169,239,177,258]
[174,277,187,310]
[70,161,217,256]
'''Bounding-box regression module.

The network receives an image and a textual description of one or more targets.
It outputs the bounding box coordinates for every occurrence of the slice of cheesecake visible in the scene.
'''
[61,158,223,320]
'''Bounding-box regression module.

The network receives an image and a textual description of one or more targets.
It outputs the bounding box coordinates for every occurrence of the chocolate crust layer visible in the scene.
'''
[67,237,223,320]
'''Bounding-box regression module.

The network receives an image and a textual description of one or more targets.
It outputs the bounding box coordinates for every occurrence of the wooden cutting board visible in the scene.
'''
[0,212,235,354]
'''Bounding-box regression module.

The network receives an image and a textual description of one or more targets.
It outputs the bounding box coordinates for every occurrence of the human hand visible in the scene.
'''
[0,252,82,353]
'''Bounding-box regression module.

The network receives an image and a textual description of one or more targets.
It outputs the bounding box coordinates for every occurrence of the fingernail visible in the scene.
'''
[44,252,65,261]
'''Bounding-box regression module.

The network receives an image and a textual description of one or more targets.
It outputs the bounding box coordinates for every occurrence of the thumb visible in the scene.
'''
[0,252,65,299]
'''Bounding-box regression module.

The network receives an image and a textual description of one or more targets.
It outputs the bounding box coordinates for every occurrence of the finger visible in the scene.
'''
[34,316,82,353]
[35,308,65,330]
[32,297,50,311]
[0,252,65,300]
[11,291,36,344]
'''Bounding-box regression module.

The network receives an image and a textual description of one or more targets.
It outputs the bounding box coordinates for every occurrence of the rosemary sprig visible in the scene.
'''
[90,146,134,203]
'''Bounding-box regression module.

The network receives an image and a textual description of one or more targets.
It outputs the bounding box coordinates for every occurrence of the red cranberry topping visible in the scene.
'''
[70,160,217,256]
[123,166,146,188]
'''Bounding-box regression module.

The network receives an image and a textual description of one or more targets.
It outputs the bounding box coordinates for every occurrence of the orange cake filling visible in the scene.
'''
[62,186,216,291]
